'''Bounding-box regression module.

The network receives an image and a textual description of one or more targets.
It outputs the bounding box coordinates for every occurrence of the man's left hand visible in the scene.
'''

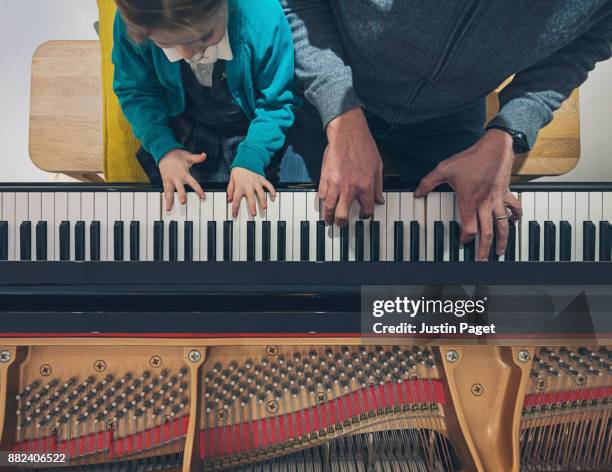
[415,129,523,261]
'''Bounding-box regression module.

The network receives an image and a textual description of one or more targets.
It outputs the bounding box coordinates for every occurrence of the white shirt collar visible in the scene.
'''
[162,30,233,65]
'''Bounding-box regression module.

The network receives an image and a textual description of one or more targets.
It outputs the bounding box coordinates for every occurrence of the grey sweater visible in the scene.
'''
[280,0,612,149]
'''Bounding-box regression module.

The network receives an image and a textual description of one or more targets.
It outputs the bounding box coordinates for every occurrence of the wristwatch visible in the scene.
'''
[487,125,530,155]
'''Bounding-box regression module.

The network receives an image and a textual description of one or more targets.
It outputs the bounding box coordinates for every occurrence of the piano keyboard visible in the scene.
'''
[1,184,611,262]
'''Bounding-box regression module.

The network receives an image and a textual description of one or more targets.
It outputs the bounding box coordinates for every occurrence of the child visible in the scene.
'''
[113,0,300,217]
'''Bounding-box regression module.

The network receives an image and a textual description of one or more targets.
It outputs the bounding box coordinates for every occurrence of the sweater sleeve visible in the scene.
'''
[231,3,300,176]
[112,13,184,163]
[489,6,612,149]
[280,0,362,127]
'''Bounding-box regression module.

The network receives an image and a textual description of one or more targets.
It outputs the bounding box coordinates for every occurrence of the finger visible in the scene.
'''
[186,175,205,200]
[493,205,510,256]
[176,181,187,205]
[232,190,244,219]
[246,191,257,218]
[262,179,276,200]
[477,206,494,261]
[458,202,478,245]
[318,176,329,201]
[323,187,340,225]
[414,167,446,198]
[504,192,523,221]
[227,178,235,203]
[357,190,375,220]
[188,152,207,165]
[163,181,175,211]
[374,163,385,205]
[255,186,267,212]
[334,192,353,227]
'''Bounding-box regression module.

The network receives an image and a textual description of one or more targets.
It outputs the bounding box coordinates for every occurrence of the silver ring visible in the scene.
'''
[493,215,508,221]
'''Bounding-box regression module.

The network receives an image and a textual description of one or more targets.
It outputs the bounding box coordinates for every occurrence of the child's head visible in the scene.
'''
[116,0,228,60]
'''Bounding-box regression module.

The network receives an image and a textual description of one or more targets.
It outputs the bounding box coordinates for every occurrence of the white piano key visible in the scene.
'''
[54,192,68,261]
[133,192,147,261]
[386,192,400,262]
[520,192,535,261]
[81,193,95,261]
[1,193,15,260]
[306,192,319,262]
[186,193,201,261]
[94,192,108,261]
[28,192,42,259]
[331,222,341,262]
[561,192,576,261]
[68,193,81,261]
[15,193,28,261]
[413,196,426,261]
[165,195,187,261]
[589,192,603,259]
[373,198,386,261]
[575,192,589,261]
[254,194,267,262]
[548,192,562,261]
[292,192,306,261]
[280,192,293,261]
[120,193,134,261]
[534,192,548,261]
[426,193,440,262]
[236,197,249,261]
[146,193,161,261]
[107,192,121,261]
[41,193,55,260]
[400,192,414,261]
[441,193,454,261]
[199,193,214,261]
[213,192,226,261]
[267,192,280,261]
[347,201,360,261]
[604,192,612,223]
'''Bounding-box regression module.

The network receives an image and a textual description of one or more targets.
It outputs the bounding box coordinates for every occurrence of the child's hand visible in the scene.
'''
[227,168,276,218]
[159,149,207,210]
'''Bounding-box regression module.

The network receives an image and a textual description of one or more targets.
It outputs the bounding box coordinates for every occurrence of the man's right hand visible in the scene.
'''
[158,149,207,211]
[319,108,384,226]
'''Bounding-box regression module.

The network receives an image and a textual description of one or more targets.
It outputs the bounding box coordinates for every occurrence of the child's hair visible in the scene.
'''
[115,0,226,43]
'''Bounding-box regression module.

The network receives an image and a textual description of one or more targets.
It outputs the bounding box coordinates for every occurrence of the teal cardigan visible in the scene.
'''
[112,0,300,176]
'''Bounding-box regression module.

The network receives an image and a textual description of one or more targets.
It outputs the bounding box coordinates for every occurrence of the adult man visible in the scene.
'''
[281,0,612,260]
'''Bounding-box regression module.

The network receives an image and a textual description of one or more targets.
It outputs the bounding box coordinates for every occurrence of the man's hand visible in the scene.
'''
[159,149,207,210]
[320,108,385,226]
[227,167,277,218]
[415,129,523,261]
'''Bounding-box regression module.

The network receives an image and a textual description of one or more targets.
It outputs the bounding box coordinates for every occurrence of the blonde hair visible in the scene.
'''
[115,0,225,43]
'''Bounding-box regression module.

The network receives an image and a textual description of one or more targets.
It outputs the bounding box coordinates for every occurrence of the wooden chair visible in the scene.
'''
[28,40,581,182]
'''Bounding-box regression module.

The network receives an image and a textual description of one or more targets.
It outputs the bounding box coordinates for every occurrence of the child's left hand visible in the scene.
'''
[227,168,277,218]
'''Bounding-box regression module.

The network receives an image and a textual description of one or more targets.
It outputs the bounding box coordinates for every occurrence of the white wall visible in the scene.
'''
[0,1,611,182]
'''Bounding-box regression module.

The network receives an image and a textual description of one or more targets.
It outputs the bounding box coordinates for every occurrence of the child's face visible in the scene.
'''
[149,2,228,61]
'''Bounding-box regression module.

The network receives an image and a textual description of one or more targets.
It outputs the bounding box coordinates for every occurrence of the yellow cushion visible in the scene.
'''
[97,0,148,182]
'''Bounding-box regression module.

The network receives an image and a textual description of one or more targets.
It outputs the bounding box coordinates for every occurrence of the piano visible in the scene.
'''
[0,182,611,263]
[0,182,610,472]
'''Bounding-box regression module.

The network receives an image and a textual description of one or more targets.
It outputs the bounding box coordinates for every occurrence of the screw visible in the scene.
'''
[446,350,459,363]
[265,345,279,357]
[149,356,162,368]
[0,350,11,363]
[94,360,107,372]
[188,350,201,363]
[517,350,531,363]
[471,383,484,396]
[536,378,547,391]
[266,400,279,414]
[40,364,52,377]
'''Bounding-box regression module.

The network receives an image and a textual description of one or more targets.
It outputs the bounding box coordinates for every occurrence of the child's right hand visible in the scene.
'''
[159,149,207,210]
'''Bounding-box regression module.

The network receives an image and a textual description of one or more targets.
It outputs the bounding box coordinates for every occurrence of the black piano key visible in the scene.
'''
[544,221,556,262]
[20,221,32,261]
[113,221,124,261]
[74,221,85,261]
[169,221,178,262]
[262,221,271,261]
[463,239,475,262]
[559,221,572,261]
[154,221,164,261]
[183,221,193,262]
[528,221,540,262]
[394,222,404,262]
[300,221,309,261]
[449,221,460,262]
[59,221,70,261]
[223,221,233,261]
[207,221,216,261]
[340,226,349,261]
[130,221,141,261]
[277,221,286,261]
[599,221,611,262]
[36,221,47,261]
[583,221,596,261]
[0,221,7,260]
[434,221,444,262]
[90,221,100,261]
[316,221,325,262]
[355,221,364,262]
[505,221,516,262]
[369,222,380,262]
[409,222,420,262]
[246,221,256,261]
